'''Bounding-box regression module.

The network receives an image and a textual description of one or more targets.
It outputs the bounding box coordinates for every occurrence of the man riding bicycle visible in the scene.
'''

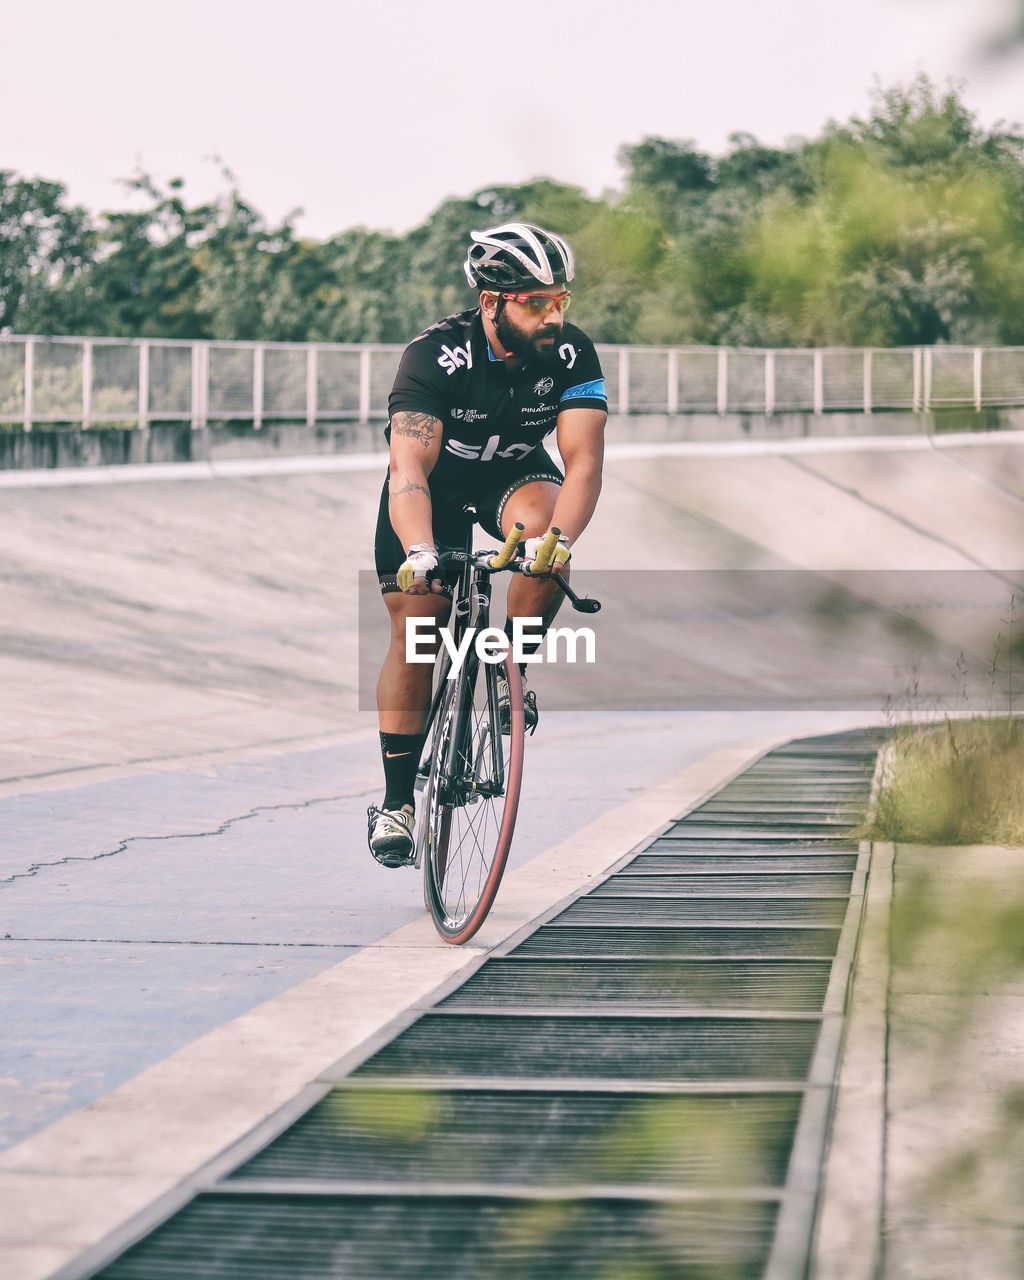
[368,223,608,867]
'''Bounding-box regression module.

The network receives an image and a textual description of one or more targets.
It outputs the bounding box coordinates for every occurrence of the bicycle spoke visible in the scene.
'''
[422,655,525,939]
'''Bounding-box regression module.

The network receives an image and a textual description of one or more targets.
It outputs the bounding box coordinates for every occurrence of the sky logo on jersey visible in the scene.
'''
[437,342,473,375]
[560,378,608,404]
[446,436,537,462]
[533,376,554,396]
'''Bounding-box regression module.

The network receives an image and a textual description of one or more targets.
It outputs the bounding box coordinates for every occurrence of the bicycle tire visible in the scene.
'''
[420,651,525,944]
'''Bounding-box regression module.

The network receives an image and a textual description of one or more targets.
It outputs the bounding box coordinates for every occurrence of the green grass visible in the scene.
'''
[868,717,1024,845]
[863,712,1024,1232]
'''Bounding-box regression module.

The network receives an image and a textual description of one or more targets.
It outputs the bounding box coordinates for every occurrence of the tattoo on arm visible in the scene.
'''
[391,411,440,449]
[391,479,430,499]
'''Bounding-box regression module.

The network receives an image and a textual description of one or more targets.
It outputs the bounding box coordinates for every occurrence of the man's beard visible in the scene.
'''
[495,310,561,368]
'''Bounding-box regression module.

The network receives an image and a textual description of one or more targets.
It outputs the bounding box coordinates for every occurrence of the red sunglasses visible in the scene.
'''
[495,290,573,314]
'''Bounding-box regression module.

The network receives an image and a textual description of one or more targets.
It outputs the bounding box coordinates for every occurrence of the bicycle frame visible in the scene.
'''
[412,516,600,939]
[414,510,506,863]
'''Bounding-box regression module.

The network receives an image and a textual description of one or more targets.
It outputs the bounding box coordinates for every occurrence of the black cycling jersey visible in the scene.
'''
[373,447,565,594]
[387,308,607,493]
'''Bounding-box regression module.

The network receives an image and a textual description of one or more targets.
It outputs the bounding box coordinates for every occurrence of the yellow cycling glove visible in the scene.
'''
[524,533,571,574]
[397,543,439,593]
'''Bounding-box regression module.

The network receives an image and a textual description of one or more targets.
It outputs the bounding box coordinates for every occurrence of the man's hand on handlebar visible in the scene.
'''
[398,543,444,594]
[523,530,571,576]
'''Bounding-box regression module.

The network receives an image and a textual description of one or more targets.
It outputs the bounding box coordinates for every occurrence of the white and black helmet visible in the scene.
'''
[463,222,576,290]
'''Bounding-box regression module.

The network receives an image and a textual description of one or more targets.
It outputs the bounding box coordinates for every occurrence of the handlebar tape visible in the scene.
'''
[488,522,526,570]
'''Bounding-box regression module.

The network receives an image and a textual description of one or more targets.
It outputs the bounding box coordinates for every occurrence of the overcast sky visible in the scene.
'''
[6,0,1023,238]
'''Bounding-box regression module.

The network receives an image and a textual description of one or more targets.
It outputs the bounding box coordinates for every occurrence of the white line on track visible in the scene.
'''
[0,450,390,488]
[602,428,1024,460]
[3,429,1024,489]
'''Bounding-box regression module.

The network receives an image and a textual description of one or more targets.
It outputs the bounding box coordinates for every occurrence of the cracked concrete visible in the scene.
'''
[2,788,365,887]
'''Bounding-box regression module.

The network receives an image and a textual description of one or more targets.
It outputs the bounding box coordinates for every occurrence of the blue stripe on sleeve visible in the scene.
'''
[560,377,607,403]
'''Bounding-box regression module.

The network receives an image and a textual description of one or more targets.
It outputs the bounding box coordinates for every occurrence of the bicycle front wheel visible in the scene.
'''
[421,651,525,944]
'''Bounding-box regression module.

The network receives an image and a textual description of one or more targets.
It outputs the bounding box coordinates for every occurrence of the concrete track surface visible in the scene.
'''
[1,431,1023,1278]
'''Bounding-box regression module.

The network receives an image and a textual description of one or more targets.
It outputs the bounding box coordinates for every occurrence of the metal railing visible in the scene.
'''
[2,334,1022,430]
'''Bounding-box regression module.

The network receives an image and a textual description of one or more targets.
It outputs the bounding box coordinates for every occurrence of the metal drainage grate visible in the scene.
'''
[227,1089,804,1189]
[668,825,857,842]
[556,896,849,926]
[656,826,857,842]
[625,854,858,873]
[647,837,859,852]
[440,959,832,1011]
[353,1014,821,1083]
[693,805,866,819]
[511,925,843,960]
[589,873,853,897]
[98,1194,780,1280]
[711,791,868,804]
[741,767,873,775]
[711,773,870,783]
[86,728,882,1280]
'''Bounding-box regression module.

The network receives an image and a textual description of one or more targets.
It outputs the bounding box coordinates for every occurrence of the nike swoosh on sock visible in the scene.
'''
[385,751,413,758]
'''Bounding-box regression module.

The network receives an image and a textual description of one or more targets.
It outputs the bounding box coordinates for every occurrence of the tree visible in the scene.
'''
[5,77,1024,347]
[0,173,93,332]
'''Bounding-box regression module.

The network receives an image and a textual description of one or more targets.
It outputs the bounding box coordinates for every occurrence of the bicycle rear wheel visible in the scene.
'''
[421,651,525,944]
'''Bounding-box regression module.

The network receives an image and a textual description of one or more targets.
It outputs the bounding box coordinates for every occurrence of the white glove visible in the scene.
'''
[397,543,439,593]
[524,534,571,573]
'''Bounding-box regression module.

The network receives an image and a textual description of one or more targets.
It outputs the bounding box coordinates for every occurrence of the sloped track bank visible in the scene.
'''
[67,728,884,1280]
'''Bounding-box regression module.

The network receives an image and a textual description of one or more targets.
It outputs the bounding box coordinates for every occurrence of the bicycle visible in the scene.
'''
[414,511,600,945]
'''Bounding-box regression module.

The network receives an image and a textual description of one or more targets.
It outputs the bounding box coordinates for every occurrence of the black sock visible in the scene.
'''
[380,731,425,810]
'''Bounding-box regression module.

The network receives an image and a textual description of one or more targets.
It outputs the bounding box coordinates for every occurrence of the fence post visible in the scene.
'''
[305,346,318,427]
[252,344,264,431]
[667,349,679,415]
[23,338,34,433]
[973,347,983,413]
[138,342,150,431]
[191,343,200,429]
[200,344,209,427]
[617,349,630,414]
[923,347,933,412]
[863,349,873,415]
[358,348,372,424]
[764,351,775,416]
[813,350,824,415]
[912,349,922,412]
[191,342,209,429]
[82,339,93,429]
[717,349,728,416]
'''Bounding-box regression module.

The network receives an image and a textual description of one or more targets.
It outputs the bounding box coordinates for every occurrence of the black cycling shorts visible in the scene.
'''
[374,448,563,594]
